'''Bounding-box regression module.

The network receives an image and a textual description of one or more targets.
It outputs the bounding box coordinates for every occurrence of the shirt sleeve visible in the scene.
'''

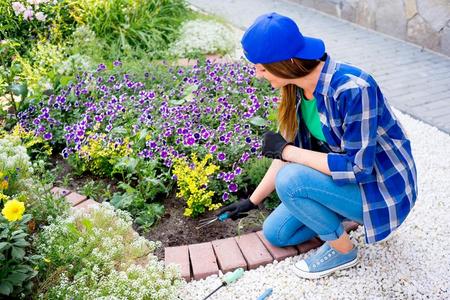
[327,85,379,185]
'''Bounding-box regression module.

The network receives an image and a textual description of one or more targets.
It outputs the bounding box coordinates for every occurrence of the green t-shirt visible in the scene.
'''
[301,92,326,142]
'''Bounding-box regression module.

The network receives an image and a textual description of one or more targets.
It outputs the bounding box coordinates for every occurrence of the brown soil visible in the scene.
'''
[145,192,271,260]
[50,155,120,199]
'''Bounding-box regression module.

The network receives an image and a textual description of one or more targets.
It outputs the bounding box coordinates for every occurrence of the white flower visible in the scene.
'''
[35,11,46,21]
[169,20,237,57]
[27,0,40,5]
[12,2,26,15]
[23,7,34,20]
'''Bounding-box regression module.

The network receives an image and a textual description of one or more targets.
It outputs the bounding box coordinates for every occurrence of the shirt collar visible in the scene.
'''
[314,55,337,97]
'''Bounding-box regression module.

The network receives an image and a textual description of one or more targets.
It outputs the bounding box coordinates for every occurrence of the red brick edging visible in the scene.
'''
[50,187,99,211]
[165,221,360,282]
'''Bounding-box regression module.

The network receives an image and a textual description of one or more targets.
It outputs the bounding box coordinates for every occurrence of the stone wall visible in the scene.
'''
[288,0,450,56]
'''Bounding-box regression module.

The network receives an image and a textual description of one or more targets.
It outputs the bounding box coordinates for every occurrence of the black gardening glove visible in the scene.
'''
[216,198,258,221]
[261,131,293,162]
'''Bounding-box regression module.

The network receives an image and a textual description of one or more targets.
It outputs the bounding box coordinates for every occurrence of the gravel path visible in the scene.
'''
[179,109,450,299]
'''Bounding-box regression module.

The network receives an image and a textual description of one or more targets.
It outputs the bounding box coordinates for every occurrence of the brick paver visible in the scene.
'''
[235,233,273,270]
[73,198,100,211]
[163,220,363,281]
[212,238,248,273]
[189,242,220,280]
[188,0,450,134]
[256,231,298,262]
[165,245,191,282]
[50,187,71,197]
[65,192,88,206]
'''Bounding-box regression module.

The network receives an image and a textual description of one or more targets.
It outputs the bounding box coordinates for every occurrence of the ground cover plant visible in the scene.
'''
[169,19,237,59]
[35,203,182,299]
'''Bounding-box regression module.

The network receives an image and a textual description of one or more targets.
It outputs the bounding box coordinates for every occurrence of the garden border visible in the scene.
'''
[50,186,360,282]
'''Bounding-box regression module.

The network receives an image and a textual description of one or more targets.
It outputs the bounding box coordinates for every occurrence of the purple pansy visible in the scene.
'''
[222,192,229,201]
[217,152,226,161]
[228,183,238,193]
[209,145,217,153]
[43,132,52,140]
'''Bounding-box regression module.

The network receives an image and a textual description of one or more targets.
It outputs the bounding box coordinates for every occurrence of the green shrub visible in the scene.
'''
[0,213,41,298]
[241,156,280,210]
[14,40,67,96]
[66,0,187,58]
[35,203,182,299]
[0,0,76,56]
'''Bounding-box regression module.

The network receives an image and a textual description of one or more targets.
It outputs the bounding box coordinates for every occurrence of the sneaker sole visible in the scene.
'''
[292,256,359,279]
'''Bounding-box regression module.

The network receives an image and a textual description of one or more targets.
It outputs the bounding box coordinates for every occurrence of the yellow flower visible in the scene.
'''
[1,199,25,222]
[0,180,8,190]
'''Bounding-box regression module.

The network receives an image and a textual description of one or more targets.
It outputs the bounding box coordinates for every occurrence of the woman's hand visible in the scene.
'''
[261,131,293,161]
[216,198,258,220]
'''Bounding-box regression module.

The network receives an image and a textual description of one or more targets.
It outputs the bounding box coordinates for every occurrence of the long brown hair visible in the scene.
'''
[262,53,326,142]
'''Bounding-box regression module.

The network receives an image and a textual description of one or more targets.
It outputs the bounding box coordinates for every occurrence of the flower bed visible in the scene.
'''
[18,60,280,228]
[0,133,182,298]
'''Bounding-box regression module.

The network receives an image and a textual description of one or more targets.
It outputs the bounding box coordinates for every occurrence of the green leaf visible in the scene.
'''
[12,232,27,239]
[11,230,23,236]
[20,214,32,224]
[22,214,33,224]
[0,281,13,296]
[138,129,148,142]
[81,218,93,231]
[0,242,10,251]
[60,75,73,86]
[169,99,185,106]
[7,271,28,285]
[110,192,134,210]
[29,255,42,261]
[15,264,34,273]
[11,246,25,260]
[13,240,30,247]
[9,83,28,97]
[149,203,165,216]
[110,126,127,135]
[249,116,267,127]
[66,223,80,236]
[181,85,198,103]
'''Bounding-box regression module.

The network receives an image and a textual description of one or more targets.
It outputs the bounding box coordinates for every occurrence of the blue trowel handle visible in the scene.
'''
[218,212,230,221]
[256,288,273,300]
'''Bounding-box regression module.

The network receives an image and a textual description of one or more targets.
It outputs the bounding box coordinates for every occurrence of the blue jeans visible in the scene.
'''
[263,163,364,247]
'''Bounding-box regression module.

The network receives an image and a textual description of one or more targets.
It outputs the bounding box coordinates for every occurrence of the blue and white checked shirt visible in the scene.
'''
[293,55,418,244]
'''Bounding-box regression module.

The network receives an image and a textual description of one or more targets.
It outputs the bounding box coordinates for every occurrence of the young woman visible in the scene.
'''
[217,12,418,279]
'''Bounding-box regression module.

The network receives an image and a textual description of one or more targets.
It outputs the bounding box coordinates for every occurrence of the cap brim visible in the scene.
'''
[293,36,325,60]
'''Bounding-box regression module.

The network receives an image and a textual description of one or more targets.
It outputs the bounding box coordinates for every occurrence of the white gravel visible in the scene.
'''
[178,108,450,299]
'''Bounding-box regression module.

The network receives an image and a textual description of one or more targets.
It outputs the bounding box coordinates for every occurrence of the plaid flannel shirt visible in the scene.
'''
[293,56,418,244]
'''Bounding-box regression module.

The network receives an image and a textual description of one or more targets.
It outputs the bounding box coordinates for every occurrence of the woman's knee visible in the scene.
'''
[263,217,288,247]
[275,164,309,198]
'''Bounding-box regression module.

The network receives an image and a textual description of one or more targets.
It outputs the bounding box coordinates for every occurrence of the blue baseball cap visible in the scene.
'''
[241,12,325,64]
